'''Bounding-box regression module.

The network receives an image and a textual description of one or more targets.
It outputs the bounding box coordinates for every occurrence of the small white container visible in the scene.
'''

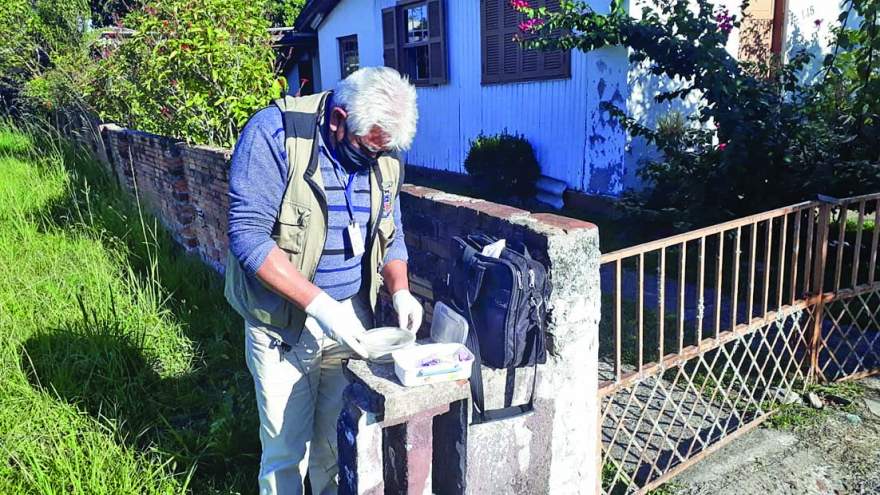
[392,343,474,387]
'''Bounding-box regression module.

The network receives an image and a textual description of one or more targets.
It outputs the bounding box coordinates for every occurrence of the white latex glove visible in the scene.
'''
[305,292,369,358]
[392,289,423,333]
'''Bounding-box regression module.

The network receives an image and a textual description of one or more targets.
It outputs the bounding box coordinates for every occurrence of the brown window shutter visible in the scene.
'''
[501,0,520,77]
[481,0,570,84]
[539,0,570,78]
[481,0,503,83]
[427,0,448,84]
[381,7,399,70]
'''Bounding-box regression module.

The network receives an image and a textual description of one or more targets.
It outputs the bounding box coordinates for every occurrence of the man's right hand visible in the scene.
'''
[305,291,369,358]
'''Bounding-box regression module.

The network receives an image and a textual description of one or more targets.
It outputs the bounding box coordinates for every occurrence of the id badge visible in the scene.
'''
[347,222,365,257]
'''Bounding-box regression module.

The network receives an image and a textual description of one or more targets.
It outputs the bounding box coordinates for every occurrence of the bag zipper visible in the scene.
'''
[509,261,523,364]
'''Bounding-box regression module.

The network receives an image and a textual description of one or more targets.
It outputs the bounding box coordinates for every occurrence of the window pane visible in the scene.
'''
[406,5,429,43]
[404,45,430,81]
[340,37,359,77]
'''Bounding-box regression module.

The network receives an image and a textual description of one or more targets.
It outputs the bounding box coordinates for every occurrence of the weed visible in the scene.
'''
[0,119,256,493]
[764,381,866,430]
[648,482,682,494]
[602,458,633,494]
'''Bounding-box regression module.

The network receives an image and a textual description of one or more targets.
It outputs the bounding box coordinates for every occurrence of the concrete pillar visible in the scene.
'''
[465,216,601,494]
[338,395,385,495]
[337,361,470,495]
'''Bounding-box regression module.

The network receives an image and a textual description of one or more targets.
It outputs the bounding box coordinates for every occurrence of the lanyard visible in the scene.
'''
[331,161,358,223]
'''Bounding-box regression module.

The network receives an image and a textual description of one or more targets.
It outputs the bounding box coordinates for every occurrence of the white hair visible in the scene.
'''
[334,66,419,152]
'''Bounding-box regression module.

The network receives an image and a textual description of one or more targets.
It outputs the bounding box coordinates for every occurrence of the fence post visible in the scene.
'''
[809,202,832,383]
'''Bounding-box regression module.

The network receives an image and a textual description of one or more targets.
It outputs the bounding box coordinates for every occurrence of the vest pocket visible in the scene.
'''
[377,217,395,260]
[276,201,312,256]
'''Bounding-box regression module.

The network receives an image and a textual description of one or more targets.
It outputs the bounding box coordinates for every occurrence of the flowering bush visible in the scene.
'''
[87,0,282,147]
[464,131,541,199]
[515,0,880,228]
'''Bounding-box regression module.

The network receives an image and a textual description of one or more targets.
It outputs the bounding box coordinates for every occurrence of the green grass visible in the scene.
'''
[763,381,865,430]
[602,457,681,494]
[0,120,257,493]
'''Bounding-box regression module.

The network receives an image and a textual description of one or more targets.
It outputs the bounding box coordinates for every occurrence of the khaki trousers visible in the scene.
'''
[244,295,371,495]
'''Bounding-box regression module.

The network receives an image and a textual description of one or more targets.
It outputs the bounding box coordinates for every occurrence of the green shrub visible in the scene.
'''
[0,0,91,113]
[464,131,540,198]
[90,0,282,147]
[266,0,307,27]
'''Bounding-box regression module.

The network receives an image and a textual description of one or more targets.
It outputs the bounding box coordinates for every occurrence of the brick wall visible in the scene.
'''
[100,124,231,271]
[180,144,232,271]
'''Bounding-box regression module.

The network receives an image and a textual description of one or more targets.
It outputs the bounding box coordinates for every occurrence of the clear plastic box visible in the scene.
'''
[430,301,469,344]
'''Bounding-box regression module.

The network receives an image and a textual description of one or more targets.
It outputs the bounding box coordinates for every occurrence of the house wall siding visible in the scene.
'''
[785,0,849,84]
[316,0,629,196]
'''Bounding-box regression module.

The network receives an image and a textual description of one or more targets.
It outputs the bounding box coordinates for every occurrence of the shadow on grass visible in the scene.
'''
[21,325,252,491]
[13,132,261,493]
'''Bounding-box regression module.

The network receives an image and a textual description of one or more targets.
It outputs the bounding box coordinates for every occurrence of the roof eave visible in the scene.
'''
[294,0,341,32]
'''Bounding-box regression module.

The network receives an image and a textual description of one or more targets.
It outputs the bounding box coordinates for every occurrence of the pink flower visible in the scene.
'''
[717,142,727,151]
[519,18,545,32]
[715,8,734,33]
[510,0,530,9]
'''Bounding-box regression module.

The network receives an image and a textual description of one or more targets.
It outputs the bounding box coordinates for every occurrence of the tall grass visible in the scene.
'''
[0,120,257,493]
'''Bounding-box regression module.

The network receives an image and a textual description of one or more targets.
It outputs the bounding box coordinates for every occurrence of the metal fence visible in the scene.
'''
[597,193,880,494]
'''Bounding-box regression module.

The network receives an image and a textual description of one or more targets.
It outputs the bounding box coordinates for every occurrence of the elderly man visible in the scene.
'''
[224,67,423,495]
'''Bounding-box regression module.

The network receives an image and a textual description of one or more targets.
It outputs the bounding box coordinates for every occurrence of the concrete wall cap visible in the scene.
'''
[344,359,469,425]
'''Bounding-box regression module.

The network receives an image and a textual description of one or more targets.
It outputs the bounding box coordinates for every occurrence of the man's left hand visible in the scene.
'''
[392,289,423,333]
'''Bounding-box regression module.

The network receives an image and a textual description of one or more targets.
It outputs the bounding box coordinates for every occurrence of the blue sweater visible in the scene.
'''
[228,105,408,301]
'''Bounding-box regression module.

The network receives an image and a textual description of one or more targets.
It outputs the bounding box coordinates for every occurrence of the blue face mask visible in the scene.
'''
[336,124,378,171]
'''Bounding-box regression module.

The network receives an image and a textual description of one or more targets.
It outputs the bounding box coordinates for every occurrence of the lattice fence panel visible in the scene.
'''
[818,289,880,381]
[599,307,813,494]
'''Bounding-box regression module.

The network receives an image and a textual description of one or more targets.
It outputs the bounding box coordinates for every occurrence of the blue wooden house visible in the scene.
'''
[293,0,842,200]
[295,0,630,199]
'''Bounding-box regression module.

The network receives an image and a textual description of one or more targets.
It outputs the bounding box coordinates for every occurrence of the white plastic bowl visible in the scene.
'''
[360,327,416,363]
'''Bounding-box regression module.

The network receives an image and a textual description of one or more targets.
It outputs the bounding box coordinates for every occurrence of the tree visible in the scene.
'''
[517,0,880,227]
[265,0,307,27]
[89,0,142,26]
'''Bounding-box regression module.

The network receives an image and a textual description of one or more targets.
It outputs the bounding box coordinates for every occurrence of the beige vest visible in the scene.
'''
[224,92,402,344]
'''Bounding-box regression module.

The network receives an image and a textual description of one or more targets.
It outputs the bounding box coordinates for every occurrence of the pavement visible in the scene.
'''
[669,376,880,495]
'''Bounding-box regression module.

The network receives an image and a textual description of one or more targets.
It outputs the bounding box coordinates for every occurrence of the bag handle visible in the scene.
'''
[462,264,539,424]
[462,267,488,421]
